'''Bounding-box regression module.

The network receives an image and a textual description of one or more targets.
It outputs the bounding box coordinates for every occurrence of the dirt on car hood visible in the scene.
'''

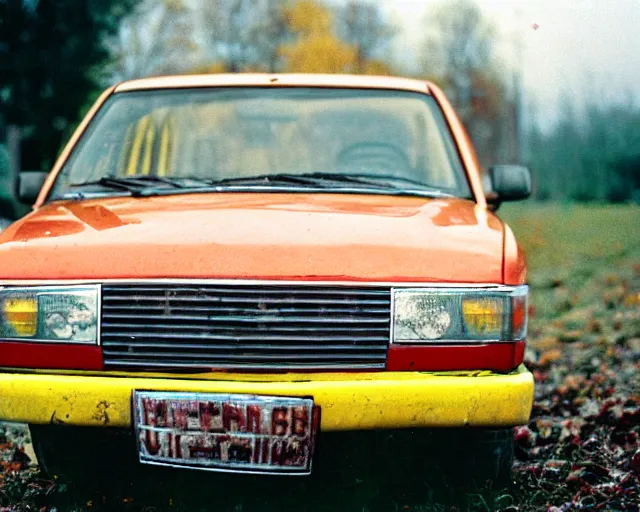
[0,193,507,283]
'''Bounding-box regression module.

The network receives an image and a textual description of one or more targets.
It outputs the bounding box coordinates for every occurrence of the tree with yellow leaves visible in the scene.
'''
[189,0,395,75]
[280,0,358,74]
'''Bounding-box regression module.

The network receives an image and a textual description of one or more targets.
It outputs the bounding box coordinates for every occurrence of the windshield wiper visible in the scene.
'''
[200,173,453,198]
[199,173,395,188]
[64,176,200,198]
[297,172,455,197]
[61,173,453,200]
[287,172,439,189]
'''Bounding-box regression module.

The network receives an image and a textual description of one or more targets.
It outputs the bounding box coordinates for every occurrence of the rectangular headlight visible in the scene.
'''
[392,286,528,343]
[0,285,100,344]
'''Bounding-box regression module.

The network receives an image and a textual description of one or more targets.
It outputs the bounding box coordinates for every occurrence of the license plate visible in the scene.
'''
[133,391,319,475]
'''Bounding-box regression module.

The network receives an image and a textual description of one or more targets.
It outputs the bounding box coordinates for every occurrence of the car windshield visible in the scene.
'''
[49,87,471,200]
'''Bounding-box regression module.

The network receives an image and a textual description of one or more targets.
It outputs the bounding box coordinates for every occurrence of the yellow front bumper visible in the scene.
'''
[0,365,534,430]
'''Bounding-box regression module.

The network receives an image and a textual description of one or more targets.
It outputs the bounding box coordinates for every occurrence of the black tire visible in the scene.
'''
[29,424,137,491]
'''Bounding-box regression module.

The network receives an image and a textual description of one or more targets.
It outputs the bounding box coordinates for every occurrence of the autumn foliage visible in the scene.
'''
[279,1,358,73]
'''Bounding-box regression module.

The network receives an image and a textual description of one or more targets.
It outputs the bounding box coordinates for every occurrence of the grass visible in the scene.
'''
[2,201,640,512]
[499,202,640,273]
[500,202,640,324]
[498,202,640,511]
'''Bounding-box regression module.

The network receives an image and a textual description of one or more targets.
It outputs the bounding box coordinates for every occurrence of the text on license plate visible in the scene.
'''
[133,391,318,475]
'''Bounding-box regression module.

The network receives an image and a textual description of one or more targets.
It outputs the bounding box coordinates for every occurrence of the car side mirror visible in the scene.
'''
[17,171,49,204]
[486,165,531,210]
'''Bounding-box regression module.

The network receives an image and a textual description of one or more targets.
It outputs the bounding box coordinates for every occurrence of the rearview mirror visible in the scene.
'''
[18,171,49,204]
[486,165,531,207]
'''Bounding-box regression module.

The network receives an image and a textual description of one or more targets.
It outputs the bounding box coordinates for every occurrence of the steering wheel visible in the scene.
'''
[335,142,412,175]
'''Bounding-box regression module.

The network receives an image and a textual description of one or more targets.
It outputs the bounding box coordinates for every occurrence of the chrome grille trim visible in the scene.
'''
[101,284,391,371]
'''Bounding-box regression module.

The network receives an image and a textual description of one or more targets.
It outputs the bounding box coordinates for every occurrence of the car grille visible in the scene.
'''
[100,284,391,371]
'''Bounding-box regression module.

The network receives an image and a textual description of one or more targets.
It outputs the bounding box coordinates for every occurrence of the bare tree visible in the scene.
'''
[422,0,496,113]
[421,0,510,166]
[200,0,289,72]
[336,1,396,72]
[248,0,289,72]
[204,0,248,72]
[108,0,199,81]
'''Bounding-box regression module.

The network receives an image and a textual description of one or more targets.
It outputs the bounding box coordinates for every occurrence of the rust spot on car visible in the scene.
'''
[49,410,65,425]
[92,400,111,425]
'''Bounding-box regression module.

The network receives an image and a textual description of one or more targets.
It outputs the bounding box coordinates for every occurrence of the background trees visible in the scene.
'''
[420,0,515,167]
[0,0,137,171]
[1,0,639,218]
[528,97,640,202]
[195,0,394,74]
[279,0,357,73]
[109,0,198,81]
[336,0,396,74]
[0,0,137,218]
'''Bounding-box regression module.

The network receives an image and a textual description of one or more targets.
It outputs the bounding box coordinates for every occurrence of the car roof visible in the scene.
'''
[114,73,432,95]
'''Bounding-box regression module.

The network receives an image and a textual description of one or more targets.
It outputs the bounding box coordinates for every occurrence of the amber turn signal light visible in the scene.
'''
[2,296,38,337]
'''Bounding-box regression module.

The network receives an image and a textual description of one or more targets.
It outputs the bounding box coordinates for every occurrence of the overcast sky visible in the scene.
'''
[373,0,640,127]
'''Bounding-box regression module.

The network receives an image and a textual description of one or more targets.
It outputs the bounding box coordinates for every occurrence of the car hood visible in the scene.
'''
[0,193,506,282]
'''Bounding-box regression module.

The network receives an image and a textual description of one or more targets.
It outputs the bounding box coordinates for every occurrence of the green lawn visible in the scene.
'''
[499,201,640,273]
[499,202,640,324]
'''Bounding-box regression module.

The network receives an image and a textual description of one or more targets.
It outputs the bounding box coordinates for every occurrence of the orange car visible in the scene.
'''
[0,74,533,485]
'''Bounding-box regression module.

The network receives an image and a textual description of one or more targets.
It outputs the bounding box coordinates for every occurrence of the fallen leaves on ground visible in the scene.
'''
[507,261,640,511]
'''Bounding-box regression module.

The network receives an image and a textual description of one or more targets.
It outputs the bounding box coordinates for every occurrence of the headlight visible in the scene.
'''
[0,286,100,344]
[392,286,528,343]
